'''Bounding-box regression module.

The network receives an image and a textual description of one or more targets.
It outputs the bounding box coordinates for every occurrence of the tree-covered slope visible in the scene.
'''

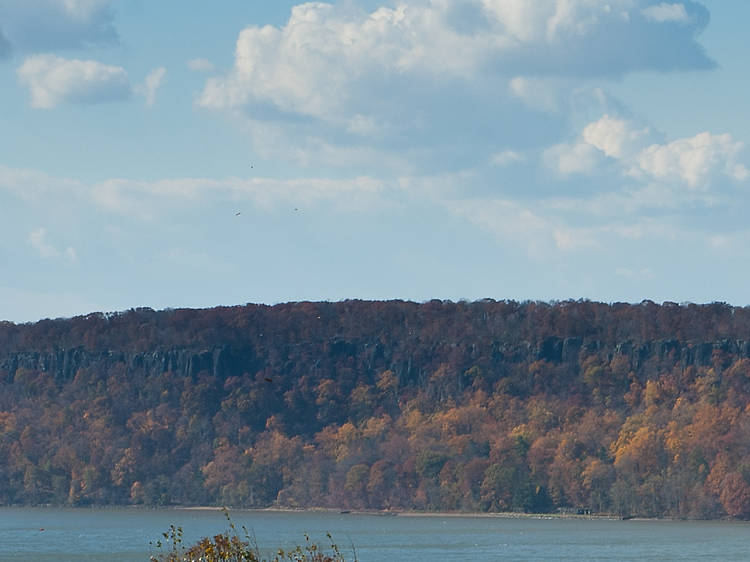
[3,299,750,518]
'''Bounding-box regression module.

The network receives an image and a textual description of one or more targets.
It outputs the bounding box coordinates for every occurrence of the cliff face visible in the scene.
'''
[3,299,750,518]
[1,346,253,383]
[2,334,748,385]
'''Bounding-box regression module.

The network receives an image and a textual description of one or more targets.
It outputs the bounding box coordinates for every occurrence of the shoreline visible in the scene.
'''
[172,506,746,523]
[5,504,744,523]
[175,506,644,522]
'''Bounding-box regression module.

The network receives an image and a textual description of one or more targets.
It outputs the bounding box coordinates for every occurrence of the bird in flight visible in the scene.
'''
[235,211,242,216]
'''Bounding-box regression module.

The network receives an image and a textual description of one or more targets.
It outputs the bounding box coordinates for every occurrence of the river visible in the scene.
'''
[0,507,748,561]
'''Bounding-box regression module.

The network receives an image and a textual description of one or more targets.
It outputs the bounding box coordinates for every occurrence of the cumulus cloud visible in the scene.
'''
[200,0,712,116]
[547,114,748,189]
[200,0,713,115]
[632,132,749,188]
[28,227,77,262]
[135,66,167,107]
[582,115,655,159]
[196,0,714,171]
[0,0,117,52]
[17,54,130,108]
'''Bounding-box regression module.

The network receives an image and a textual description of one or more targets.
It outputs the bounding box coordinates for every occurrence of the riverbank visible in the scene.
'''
[175,505,625,521]
[16,502,732,523]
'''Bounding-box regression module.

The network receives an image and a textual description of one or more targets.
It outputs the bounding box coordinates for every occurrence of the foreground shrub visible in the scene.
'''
[150,509,355,562]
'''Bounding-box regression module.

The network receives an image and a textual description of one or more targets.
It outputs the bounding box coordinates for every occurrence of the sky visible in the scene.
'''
[2,0,750,323]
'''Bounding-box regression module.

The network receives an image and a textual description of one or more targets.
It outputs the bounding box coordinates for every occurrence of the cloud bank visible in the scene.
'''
[201,0,713,113]
[196,0,714,171]
[5,1,735,259]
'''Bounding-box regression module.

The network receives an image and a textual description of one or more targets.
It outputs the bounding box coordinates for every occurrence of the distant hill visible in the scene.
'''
[2,299,750,518]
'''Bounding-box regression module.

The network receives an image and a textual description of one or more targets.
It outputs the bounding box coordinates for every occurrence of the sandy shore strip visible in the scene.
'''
[173,506,623,520]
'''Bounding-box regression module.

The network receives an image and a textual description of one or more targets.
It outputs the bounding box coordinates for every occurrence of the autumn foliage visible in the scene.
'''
[3,299,750,518]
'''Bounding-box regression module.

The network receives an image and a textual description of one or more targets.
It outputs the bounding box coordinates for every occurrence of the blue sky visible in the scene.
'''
[2,0,750,323]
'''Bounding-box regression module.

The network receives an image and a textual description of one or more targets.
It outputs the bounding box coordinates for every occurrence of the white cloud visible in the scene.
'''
[0,0,117,52]
[17,54,130,108]
[642,3,690,23]
[632,132,748,188]
[582,114,654,159]
[28,227,77,262]
[197,0,713,159]
[135,66,167,107]
[206,0,709,118]
[187,58,215,72]
[548,115,749,189]
[0,156,745,271]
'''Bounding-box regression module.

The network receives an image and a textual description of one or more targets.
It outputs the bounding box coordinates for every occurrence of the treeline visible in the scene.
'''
[3,299,750,518]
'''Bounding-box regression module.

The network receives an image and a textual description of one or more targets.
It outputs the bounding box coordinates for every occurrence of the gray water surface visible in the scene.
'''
[1,508,748,561]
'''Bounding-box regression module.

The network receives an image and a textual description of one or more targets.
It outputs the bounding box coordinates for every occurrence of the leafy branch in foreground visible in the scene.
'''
[150,508,355,562]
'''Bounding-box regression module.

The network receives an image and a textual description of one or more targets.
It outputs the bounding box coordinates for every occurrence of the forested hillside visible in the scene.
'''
[4,299,750,518]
